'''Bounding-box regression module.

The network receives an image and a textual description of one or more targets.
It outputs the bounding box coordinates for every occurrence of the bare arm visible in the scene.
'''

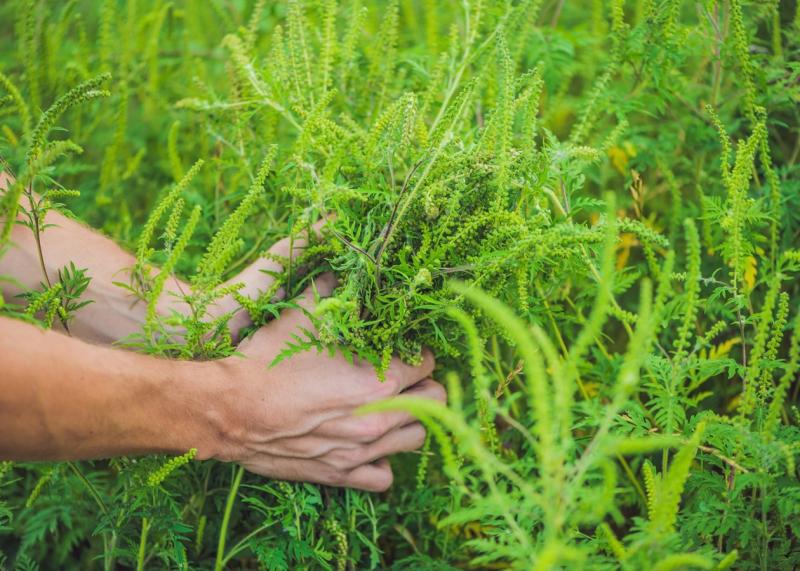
[0,168,302,343]
[0,276,445,491]
[0,314,219,460]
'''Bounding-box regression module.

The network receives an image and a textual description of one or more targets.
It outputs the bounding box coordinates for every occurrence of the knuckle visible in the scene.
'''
[373,376,399,397]
[317,272,338,290]
[385,359,411,380]
[357,416,387,442]
[269,237,291,257]
[346,446,368,468]
[326,469,347,487]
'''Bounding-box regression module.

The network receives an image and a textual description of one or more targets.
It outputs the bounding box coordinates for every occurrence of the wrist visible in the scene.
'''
[169,358,238,462]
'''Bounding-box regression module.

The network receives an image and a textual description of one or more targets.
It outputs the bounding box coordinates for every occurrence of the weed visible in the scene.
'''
[1,1,799,569]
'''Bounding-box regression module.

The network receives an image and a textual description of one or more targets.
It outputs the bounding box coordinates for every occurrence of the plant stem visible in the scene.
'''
[220,522,273,567]
[215,465,244,571]
[67,461,109,516]
[137,517,150,571]
[25,189,71,333]
[66,462,116,570]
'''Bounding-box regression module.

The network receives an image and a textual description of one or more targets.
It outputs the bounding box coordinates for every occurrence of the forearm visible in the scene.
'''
[0,318,224,460]
[0,167,311,345]
[0,169,252,343]
[0,316,225,461]
[1,206,189,342]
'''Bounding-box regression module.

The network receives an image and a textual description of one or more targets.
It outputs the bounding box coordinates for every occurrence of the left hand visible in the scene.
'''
[213,219,330,338]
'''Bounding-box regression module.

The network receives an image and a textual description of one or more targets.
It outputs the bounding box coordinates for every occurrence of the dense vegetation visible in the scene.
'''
[1,0,799,568]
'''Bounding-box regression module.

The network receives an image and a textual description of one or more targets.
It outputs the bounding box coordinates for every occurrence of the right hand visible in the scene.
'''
[204,273,445,492]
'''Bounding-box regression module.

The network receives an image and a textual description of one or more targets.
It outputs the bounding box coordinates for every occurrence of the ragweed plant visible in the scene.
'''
[1,0,799,569]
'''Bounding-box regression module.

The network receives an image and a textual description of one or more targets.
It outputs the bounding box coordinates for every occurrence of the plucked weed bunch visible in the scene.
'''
[1,0,800,569]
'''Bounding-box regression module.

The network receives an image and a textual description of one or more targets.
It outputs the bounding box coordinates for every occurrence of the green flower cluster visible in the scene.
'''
[146,448,197,487]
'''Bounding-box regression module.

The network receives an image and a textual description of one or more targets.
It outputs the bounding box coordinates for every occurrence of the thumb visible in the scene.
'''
[225,217,333,303]
[237,272,338,357]
[268,217,332,260]
[278,272,338,328]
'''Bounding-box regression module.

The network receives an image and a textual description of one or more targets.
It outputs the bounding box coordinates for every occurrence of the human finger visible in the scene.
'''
[383,348,435,392]
[273,272,338,330]
[342,458,394,492]
[268,217,332,260]
[334,422,426,470]
[316,378,445,442]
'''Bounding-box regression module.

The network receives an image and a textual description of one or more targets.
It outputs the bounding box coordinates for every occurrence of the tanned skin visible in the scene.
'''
[0,169,445,492]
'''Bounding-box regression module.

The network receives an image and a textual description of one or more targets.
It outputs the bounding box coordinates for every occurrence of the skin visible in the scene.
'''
[0,169,445,492]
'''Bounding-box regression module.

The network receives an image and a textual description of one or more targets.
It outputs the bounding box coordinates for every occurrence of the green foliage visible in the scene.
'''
[1,0,799,569]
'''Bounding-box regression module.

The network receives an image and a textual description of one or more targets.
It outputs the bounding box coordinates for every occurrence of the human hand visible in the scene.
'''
[203,273,445,492]
[215,220,329,337]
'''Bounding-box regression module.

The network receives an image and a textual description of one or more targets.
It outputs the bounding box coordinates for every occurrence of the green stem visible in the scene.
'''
[137,517,150,571]
[105,533,117,571]
[221,522,273,566]
[25,189,71,334]
[616,454,647,506]
[67,461,109,516]
[66,462,116,570]
[215,465,244,571]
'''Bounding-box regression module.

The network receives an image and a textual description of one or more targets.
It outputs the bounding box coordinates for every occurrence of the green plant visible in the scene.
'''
[1,0,799,569]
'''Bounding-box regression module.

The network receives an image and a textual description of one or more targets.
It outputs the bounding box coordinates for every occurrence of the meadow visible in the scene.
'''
[1,0,799,569]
